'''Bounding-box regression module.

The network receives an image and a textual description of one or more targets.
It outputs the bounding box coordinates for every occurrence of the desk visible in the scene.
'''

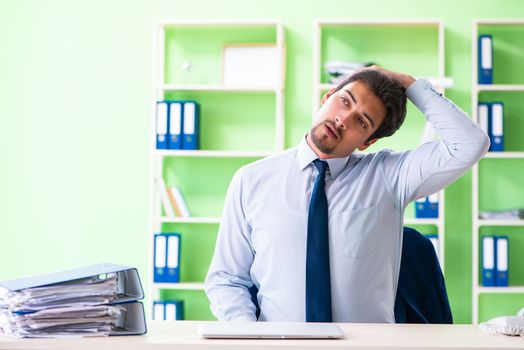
[0,321,522,350]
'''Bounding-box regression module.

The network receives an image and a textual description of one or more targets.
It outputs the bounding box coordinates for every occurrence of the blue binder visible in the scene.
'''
[156,101,169,149]
[478,35,493,84]
[182,101,200,150]
[415,194,438,219]
[482,236,496,287]
[154,233,181,283]
[478,102,490,136]
[489,102,504,152]
[168,102,183,149]
[0,263,147,336]
[495,236,509,287]
[153,300,184,321]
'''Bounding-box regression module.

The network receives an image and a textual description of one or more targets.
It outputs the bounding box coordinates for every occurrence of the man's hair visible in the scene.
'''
[332,69,407,141]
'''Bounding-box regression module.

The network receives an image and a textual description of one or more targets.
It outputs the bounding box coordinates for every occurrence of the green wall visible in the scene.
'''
[1,0,524,324]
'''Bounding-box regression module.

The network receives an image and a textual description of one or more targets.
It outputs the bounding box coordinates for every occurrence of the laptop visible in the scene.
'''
[198,322,344,339]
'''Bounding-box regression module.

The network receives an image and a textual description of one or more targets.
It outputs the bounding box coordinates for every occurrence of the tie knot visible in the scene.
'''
[313,159,328,176]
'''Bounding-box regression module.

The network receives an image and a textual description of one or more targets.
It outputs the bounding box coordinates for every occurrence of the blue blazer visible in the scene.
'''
[394,226,453,324]
[249,226,453,323]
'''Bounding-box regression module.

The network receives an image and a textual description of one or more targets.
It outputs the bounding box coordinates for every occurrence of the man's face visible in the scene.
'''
[308,80,387,158]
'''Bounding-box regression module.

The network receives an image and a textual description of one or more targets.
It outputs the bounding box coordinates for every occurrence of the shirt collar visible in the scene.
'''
[297,135,351,180]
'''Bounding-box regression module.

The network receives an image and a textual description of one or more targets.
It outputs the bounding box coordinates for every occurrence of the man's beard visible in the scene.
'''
[309,122,340,155]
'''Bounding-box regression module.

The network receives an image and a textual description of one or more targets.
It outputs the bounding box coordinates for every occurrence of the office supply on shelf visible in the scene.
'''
[495,236,509,287]
[153,233,181,283]
[156,102,169,149]
[0,263,146,338]
[170,186,191,217]
[166,187,183,217]
[222,44,279,88]
[478,102,490,135]
[153,300,184,321]
[415,193,439,218]
[426,234,439,257]
[182,101,200,150]
[479,208,524,220]
[198,322,344,339]
[324,60,375,84]
[168,102,183,150]
[478,35,493,84]
[489,102,504,152]
[482,236,496,287]
[156,177,175,218]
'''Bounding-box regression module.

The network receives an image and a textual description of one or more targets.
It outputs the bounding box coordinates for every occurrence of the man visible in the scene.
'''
[205,66,489,323]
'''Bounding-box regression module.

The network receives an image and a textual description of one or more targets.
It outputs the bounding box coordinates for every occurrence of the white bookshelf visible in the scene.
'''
[313,19,447,267]
[471,19,524,324]
[149,20,286,318]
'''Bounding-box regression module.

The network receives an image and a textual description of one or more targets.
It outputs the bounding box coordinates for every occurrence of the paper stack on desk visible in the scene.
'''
[0,263,147,338]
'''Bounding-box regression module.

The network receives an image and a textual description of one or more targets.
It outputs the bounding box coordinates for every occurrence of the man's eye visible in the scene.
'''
[341,97,349,106]
[359,118,367,129]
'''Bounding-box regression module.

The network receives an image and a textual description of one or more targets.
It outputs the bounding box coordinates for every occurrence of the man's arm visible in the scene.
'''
[205,168,257,321]
[373,67,490,207]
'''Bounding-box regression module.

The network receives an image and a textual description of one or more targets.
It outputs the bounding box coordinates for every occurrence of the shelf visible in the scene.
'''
[404,218,440,226]
[157,19,283,28]
[475,19,524,26]
[160,84,279,93]
[477,286,524,294]
[483,152,524,159]
[155,217,221,224]
[154,150,273,158]
[319,77,452,91]
[476,219,524,227]
[475,84,524,92]
[316,19,443,26]
[153,282,205,290]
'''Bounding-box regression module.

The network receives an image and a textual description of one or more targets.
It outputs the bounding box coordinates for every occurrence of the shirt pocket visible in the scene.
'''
[335,204,379,258]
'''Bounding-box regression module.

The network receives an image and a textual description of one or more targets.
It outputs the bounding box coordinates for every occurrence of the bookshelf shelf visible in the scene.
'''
[153,283,205,291]
[471,19,524,324]
[154,150,273,158]
[149,19,285,322]
[154,217,221,224]
[160,84,279,93]
[313,19,447,267]
[477,286,524,294]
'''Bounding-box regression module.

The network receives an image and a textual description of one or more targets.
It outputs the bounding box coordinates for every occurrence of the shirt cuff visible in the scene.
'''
[405,79,440,111]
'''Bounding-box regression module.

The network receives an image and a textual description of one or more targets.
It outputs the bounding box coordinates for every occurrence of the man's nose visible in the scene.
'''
[335,112,352,130]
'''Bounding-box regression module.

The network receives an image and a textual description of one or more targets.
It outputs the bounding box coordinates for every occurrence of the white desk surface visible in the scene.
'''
[0,321,523,350]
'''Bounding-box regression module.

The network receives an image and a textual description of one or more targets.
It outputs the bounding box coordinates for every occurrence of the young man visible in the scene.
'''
[205,67,489,323]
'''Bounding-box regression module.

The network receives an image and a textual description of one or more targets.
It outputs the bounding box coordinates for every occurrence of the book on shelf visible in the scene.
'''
[156,178,191,218]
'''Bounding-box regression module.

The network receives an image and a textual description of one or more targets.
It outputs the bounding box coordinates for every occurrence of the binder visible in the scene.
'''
[495,236,509,287]
[482,236,496,287]
[478,102,490,135]
[168,102,183,150]
[154,234,167,282]
[427,234,439,258]
[182,101,200,150]
[167,234,181,283]
[415,193,438,218]
[478,35,493,84]
[152,300,184,321]
[0,263,147,336]
[156,101,169,149]
[154,233,181,283]
[489,102,504,152]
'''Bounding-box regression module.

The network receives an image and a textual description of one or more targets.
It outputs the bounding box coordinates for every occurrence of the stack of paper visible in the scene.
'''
[324,60,375,84]
[0,263,147,338]
[479,209,524,220]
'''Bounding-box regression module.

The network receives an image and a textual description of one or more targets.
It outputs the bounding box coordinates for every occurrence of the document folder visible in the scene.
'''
[168,102,183,149]
[182,101,200,150]
[495,236,509,287]
[478,35,493,84]
[490,102,504,152]
[482,236,496,287]
[0,263,147,337]
[156,101,169,149]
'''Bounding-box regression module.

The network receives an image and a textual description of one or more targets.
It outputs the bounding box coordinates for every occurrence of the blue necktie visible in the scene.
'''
[306,159,332,322]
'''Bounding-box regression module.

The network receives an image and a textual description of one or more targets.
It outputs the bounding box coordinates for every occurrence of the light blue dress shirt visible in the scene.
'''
[205,79,489,323]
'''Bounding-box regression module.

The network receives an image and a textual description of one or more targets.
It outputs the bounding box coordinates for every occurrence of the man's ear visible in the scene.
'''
[321,88,337,105]
[357,138,378,151]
